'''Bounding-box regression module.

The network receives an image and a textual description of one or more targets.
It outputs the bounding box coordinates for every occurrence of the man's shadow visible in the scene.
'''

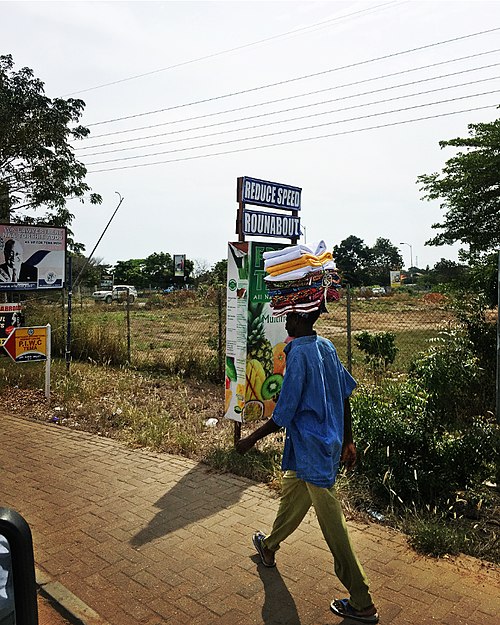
[252,555,301,625]
[130,461,249,547]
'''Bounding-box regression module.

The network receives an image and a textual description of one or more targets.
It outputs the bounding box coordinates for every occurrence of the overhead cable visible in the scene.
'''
[82,89,500,166]
[87,103,499,173]
[78,48,500,140]
[76,69,500,156]
[85,27,500,127]
[62,1,403,97]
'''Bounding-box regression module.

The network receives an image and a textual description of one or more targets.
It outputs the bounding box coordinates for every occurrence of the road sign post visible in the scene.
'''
[2,324,51,400]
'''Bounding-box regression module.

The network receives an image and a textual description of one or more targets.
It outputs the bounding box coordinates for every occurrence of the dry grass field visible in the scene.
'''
[106,290,454,374]
[1,290,497,564]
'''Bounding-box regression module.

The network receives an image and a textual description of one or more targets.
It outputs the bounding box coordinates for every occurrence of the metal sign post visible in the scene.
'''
[2,324,51,401]
[229,176,302,445]
[45,323,51,400]
[234,181,244,445]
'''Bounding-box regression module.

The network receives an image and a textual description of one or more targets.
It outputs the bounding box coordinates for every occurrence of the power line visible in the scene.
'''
[82,90,500,166]
[79,48,500,141]
[76,68,500,156]
[85,27,500,127]
[87,103,499,173]
[63,1,403,97]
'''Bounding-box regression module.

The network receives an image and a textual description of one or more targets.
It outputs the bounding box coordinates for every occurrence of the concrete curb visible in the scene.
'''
[36,566,111,625]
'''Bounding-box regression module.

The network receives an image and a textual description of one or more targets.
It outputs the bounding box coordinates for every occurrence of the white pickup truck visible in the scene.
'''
[92,285,138,304]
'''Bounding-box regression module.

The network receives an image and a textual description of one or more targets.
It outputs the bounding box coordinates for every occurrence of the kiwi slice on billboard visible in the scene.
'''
[261,374,283,400]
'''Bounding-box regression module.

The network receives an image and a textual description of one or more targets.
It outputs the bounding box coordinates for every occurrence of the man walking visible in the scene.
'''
[236,310,378,624]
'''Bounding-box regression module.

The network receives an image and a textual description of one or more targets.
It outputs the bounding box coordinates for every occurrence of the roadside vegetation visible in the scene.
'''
[2,55,498,565]
[1,290,498,564]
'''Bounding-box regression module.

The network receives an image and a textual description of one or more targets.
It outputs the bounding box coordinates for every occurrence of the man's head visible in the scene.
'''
[285,310,321,338]
[4,239,23,272]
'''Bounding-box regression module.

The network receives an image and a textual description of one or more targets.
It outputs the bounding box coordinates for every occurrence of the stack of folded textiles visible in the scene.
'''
[263,241,342,316]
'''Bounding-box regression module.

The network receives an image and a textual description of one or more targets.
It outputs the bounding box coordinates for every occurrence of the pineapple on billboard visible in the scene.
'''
[225,241,288,423]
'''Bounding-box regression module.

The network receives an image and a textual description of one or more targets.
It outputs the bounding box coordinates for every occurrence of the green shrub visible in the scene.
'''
[355,331,398,382]
[407,515,466,557]
[409,329,490,427]
[351,381,498,506]
[143,293,166,309]
[452,294,496,412]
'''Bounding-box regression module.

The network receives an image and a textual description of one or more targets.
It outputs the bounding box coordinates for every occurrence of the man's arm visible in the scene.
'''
[341,397,356,469]
[235,417,281,455]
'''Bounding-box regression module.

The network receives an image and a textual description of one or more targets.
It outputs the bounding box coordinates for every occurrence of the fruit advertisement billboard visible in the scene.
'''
[225,241,287,423]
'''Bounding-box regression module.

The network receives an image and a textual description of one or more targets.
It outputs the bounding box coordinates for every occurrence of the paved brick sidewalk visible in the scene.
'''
[1,413,498,625]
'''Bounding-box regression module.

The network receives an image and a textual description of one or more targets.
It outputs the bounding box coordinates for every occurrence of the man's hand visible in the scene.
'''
[341,441,356,470]
[235,435,256,455]
[235,418,281,455]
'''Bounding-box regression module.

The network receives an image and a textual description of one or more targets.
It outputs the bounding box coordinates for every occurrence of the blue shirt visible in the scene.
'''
[272,334,356,488]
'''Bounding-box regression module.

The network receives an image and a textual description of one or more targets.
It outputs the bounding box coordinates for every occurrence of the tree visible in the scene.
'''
[192,259,227,288]
[191,258,211,284]
[333,236,373,286]
[467,252,498,307]
[210,259,227,285]
[183,258,194,281]
[432,258,469,285]
[143,252,173,289]
[113,253,194,289]
[367,238,403,286]
[113,259,146,287]
[416,258,469,290]
[0,54,101,248]
[417,116,500,256]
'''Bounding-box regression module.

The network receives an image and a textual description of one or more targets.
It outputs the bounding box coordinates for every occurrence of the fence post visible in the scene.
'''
[126,287,131,365]
[347,284,352,374]
[61,287,65,349]
[496,251,500,423]
[217,285,224,381]
[65,255,72,374]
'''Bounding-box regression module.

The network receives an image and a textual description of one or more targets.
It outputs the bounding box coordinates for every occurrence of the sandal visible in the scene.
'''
[330,598,379,623]
[252,531,275,567]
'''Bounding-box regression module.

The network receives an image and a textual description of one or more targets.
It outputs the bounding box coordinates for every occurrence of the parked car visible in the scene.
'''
[93,285,138,304]
[371,286,386,295]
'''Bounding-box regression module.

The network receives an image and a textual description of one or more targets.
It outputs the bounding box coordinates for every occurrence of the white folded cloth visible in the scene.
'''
[264,259,337,282]
[263,240,326,266]
[264,247,304,270]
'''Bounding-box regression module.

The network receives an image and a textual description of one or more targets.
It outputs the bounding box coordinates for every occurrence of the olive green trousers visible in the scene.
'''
[262,470,373,610]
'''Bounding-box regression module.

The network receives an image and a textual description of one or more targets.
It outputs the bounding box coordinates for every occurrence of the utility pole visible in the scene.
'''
[73,192,124,288]
[399,242,413,269]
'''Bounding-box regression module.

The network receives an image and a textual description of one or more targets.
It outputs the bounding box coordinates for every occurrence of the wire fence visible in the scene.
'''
[319,289,455,380]
[9,286,461,385]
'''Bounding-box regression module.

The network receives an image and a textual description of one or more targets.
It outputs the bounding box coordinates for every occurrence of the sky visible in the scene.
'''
[2,0,500,272]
